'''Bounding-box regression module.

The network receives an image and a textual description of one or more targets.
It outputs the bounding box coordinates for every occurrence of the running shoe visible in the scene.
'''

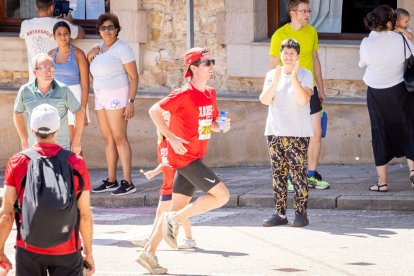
[111,180,137,196]
[287,179,294,193]
[91,179,119,193]
[136,250,167,274]
[307,171,330,189]
[132,238,148,248]
[178,238,196,249]
[161,212,179,248]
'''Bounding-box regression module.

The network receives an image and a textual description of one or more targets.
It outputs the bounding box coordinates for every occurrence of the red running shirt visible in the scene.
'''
[4,143,91,255]
[158,83,219,168]
[157,140,175,196]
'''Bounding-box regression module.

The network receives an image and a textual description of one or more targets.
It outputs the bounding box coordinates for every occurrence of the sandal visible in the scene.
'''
[410,170,414,189]
[369,183,388,192]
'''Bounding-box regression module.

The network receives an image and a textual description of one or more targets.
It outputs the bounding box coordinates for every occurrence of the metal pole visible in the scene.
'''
[186,0,194,48]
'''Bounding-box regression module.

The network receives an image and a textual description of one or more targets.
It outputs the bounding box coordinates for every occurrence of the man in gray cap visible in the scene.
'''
[0,103,95,276]
[14,53,85,154]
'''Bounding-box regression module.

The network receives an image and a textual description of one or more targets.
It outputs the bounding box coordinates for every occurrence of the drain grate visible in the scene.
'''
[272,268,306,272]
[347,262,375,266]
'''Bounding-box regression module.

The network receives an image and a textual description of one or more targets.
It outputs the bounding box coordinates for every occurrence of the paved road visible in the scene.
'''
[2,164,414,210]
[3,207,414,275]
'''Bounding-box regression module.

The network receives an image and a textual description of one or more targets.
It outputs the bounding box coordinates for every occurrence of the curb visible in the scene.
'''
[88,193,414,211]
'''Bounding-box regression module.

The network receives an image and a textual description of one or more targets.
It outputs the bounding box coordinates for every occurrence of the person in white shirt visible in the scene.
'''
[359,5,414,192]
[260,38,313,228]
[19,0,85,82]
[87,13,139,197]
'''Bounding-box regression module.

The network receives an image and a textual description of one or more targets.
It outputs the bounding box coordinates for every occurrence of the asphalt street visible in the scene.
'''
[3,207,414,275]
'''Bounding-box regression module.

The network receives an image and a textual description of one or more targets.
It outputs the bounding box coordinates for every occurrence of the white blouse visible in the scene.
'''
[359,31,414,89]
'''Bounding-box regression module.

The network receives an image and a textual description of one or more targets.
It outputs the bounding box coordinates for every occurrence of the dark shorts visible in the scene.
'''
[159,194,172,201]
[16,247,83,276]
[310,86,323,115]
[173,159,221,197]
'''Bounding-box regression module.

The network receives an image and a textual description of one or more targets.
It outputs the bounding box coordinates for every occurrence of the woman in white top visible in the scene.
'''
[359,5,414,192]
[260,38,313,228]
[87,13,139,196]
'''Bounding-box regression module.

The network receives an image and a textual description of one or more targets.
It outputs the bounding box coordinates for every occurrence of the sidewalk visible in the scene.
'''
[86,163,414,211]
[1,164,413,211]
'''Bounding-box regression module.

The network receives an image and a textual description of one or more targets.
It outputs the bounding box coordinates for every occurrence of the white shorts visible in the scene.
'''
[94,86,129,110]
[67,84,91,126]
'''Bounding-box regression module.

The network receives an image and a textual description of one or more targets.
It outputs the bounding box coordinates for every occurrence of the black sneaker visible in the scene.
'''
[111,180,137,196]
[262,214,288,227]
[292,212,309,227]
[92,179,119,193]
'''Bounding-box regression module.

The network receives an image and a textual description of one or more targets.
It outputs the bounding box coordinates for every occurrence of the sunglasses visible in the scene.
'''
[99,25,115,32]
[193,59,216,66]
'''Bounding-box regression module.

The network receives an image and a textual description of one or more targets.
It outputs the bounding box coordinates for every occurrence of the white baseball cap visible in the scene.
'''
[30,104,60,134]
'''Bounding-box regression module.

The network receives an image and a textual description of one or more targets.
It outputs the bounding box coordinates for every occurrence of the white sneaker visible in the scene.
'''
[161,212,179,248]
[131,238,148,248]
[136,250,168,275]
[178,238,196,249]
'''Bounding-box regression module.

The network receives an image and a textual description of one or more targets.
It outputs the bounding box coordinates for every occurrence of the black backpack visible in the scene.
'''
[14,148,84,248]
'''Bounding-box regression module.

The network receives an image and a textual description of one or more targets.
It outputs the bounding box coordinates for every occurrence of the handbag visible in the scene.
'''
[401,33,414,92]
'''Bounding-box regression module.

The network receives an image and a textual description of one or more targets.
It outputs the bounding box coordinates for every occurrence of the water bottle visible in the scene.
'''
[217,111,228,132]
[321,110,328,138]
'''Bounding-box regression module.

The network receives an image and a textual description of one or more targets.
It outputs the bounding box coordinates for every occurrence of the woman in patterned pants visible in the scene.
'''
[259,38,313,227]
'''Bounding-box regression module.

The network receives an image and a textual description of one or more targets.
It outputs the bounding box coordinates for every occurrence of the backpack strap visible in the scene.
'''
[56,149,75,160]
[20,148,43,160]
[14,148,43,240]
[55,149,85,251]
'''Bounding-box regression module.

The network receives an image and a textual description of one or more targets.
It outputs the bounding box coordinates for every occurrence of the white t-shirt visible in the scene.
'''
[20,17,78,82]
[359,31,414,89]
[263,67,314,137]
[89,39,136,91]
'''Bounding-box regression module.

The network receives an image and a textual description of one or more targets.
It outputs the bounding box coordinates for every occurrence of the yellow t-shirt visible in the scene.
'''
[269,24,319,84]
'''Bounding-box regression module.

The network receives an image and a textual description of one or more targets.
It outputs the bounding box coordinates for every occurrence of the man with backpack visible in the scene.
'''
[0,104,94,275]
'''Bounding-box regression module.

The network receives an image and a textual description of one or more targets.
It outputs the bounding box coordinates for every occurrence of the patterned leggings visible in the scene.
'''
[267,135,310,215]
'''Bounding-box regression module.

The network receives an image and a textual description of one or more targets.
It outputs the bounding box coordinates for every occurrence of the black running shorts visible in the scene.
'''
[173,159,221,197]
[310,86,323,115]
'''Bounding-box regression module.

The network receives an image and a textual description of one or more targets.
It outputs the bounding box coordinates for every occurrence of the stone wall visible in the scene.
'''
[139,0,227,92]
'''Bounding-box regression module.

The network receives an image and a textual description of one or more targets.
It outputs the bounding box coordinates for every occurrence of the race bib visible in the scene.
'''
[198,119,212,140]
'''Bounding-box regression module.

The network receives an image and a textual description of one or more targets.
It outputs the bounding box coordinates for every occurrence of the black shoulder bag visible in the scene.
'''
[401,33,414,92]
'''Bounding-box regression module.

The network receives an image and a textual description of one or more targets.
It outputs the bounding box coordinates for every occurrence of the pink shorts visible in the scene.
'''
[94,86,129,110]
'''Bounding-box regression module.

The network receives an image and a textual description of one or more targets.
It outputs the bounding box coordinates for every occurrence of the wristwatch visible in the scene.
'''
[128,98,135,104]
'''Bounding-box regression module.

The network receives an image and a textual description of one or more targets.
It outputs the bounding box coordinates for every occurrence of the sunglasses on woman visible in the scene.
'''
[99,25,115,32]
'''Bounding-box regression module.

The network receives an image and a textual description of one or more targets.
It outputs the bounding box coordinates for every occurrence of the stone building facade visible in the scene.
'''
[0,0,413,168]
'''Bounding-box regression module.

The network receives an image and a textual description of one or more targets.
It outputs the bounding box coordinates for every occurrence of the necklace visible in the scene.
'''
[100,39,118,54]
[55,45,71,64]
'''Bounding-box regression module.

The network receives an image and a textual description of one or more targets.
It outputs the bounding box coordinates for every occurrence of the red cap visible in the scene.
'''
[184,47,209,78]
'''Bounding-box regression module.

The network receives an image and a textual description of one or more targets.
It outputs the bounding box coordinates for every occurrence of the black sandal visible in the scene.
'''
[369,183,388,192]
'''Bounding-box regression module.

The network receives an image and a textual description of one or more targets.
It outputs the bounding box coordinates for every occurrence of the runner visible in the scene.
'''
[136,47,230,274]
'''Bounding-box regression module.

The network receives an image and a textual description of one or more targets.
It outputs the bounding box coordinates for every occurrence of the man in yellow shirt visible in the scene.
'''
[269,0,330,190]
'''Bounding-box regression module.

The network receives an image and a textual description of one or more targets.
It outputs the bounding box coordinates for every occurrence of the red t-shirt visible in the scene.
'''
[157,140,175,196]
[158,83,219,168]
[4,143,91,255]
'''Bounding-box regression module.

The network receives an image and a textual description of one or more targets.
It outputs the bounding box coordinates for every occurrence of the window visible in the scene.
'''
[268,0,397,40]
[0,0,110,33]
